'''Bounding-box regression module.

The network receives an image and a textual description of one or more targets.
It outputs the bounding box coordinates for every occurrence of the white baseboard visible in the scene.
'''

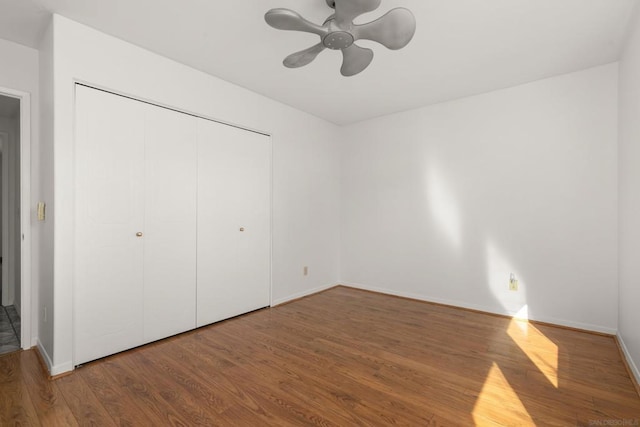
[51,361,74,376]
[36,339,74,376]
[271,283,338,307]
[340,282,617,335]
[36,339,53,373]
[617,334,640,387]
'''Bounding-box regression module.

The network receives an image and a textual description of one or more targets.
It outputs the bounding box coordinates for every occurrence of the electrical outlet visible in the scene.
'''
[509,273,518,291]
[303,266,308,276]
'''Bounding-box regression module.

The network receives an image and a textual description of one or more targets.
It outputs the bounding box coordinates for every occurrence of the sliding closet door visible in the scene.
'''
[197,119,271,327]
[75,86,146,364]
[142,105,197,343]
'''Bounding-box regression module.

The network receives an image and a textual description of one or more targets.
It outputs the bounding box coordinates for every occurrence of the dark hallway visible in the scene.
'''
[0,305,20,355]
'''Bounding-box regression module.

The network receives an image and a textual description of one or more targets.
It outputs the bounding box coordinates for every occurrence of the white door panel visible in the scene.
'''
[75,86,145,364]
[197,119,271,327]
[143,104,197,343]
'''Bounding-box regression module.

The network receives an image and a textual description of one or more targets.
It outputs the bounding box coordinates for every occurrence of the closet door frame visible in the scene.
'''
[72,82,273,368]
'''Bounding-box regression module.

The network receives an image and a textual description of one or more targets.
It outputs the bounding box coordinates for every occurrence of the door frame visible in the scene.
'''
[0,131,12,305]
[0,130,9,306]
[0,86,32,350]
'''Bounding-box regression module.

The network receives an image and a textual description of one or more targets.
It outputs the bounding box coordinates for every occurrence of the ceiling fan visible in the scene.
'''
[265,0,416,77]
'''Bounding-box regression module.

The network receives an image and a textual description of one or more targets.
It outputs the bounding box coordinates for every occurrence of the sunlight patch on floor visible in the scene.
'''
[472,362,535,425]
[507,318,559,388]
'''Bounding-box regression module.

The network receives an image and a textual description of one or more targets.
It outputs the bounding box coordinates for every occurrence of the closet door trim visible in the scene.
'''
[74,83,270,136]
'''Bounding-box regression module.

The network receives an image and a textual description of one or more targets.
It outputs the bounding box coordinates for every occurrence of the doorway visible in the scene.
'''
[0,89,31,355]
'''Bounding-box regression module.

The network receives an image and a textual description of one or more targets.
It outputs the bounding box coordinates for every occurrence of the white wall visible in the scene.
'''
[0,37,39,348]
[45,15,341,374]
[37,22,54,363]
[341,64,619,333]
[618,6,640,384]
[0,38,39,95]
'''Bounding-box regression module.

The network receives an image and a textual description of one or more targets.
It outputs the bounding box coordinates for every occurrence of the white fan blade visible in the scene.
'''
[353,8,416,50]
[334,0,381,27]
[265,9,328,37]
[341,44,374,76]
[284,44,326,68]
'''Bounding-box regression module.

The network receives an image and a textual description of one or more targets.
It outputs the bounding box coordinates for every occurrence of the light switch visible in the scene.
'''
[37,202,46,221]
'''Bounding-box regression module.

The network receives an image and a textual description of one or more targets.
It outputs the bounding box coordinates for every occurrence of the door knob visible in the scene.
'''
[136,232,143,237]
[239,227,245,232]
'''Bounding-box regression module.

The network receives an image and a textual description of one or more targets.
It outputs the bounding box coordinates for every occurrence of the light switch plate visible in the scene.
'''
[37,202,46,221]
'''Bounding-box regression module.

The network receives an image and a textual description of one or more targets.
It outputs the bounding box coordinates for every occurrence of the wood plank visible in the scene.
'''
[1,287,639,425]
[156,335,351,426]
[55,369,117,426]
[123,341,242,425]
[0,351,41,426]
[78,360,168,426]
[88,352,194,426]
[20,350,78,427]
[194,326,436,426]
[120,345,236,425]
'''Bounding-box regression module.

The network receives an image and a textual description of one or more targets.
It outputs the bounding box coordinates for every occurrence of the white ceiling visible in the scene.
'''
[0,0,49,48]
[1,0,638,124]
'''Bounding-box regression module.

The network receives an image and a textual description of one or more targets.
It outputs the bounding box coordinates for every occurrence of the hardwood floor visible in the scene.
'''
[1,286,639,425]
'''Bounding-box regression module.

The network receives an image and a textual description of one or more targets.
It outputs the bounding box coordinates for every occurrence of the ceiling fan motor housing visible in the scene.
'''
[322,14,354,50]
[323,31,354,49]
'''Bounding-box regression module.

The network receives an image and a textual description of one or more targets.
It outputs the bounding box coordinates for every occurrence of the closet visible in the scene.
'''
[74,85,271,365]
